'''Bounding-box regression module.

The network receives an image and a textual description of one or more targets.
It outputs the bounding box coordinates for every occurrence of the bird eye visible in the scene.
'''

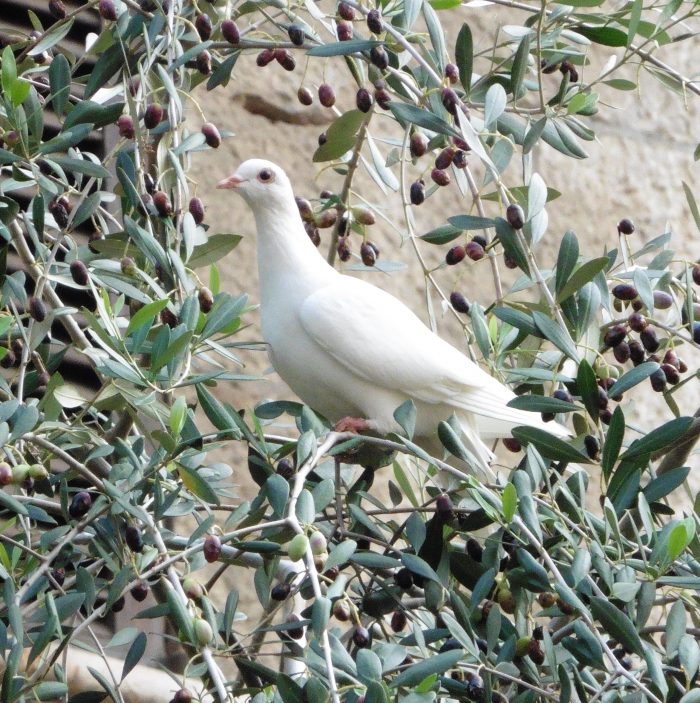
[257,168,274,183]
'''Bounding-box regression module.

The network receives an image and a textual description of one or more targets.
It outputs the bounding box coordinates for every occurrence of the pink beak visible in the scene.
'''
[217,175,243,190]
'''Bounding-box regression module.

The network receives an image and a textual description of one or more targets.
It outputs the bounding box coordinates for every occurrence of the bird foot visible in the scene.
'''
[334,416,372,433]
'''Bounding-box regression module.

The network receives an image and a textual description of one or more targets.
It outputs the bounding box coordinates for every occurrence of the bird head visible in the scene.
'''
[217,159,293,209]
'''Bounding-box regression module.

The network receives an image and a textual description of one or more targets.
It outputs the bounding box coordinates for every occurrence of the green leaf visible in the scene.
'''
[507,395,578,413]
[556,257,609,302]
[392,650,463,688]
[620,416,693,462]
[33,683,69,701]
[29,19,74,56]
[514,548,550,590]
[574,25,627,47]
[64,101,125,130]
[48,54,71,116]
[178,465,220,505]
[510,33,531,98]
[589,596,644,655]
[0,196,19,225]
[644,466,690,503]
[607,361,659,398]
[502,483,517,521]
[188,234,242,268]
[494,217,529,274]
[667,518,694,561]
[200,293,247,340]
[682,181,700,234]
[1,46,16,98]
[438,420,478,464]
[313,110,366,163]
[71,192,102,229]
[511,427,591,464]
[455,23,473,94]
[121,632,146,681]
[388,102,459,138]
[446,215,495,230]
[307,39,381,57]
[577,359,599,421]
[39,125,94,154]
[532,311,580,362]
[494,307,537,336]
[419,224,462,245]
[555,231,579,296]
[393,399,416,438]
[311,596,331,639]
[265,474,289,518]
[85,44,125,99]
[48,156,110,179]
[195,384,238,436]
[401,552,441,584]
[126,299,169,337]
[626,0,642,47]
[601,406,625,478]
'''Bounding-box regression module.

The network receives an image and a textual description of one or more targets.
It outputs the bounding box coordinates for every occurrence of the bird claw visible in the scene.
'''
[334,416,372,433]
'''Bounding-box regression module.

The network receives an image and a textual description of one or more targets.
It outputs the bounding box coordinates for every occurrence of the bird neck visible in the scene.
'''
[253,205,337,302]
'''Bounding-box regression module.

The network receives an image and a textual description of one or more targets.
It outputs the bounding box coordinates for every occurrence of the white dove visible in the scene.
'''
[217,159,568,471]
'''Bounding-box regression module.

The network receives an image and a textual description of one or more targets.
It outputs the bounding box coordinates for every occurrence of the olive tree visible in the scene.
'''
[1,0,700,701]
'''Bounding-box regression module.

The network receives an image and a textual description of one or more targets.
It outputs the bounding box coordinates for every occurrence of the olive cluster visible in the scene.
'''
[295,193,380,266]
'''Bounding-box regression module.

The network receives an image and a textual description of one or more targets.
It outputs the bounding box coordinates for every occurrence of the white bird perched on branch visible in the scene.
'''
[217,159,568,472]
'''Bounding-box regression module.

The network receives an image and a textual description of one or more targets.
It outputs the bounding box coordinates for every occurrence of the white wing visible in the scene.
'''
[299,277,562,435]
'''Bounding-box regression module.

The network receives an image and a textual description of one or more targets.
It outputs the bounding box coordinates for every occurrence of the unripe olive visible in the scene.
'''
[183,577,204,600]
[193,617,213,645]
[287,533,309,562]
[497,588,516,613]
[309,531,327,556]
